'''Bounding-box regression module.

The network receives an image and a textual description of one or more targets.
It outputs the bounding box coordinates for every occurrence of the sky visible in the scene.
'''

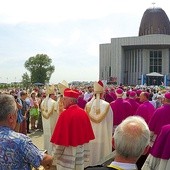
[0,0,170,84]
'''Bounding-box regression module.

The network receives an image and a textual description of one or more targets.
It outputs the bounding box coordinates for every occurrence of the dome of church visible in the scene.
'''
[139,7,170,36]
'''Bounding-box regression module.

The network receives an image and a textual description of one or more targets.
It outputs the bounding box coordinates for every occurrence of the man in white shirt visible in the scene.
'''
[84,86,93,102]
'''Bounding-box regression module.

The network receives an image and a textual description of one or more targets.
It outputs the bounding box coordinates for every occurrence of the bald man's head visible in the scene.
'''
[114,116,150,159]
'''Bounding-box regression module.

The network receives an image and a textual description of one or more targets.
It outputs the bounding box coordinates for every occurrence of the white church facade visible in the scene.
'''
[99,7,170,86]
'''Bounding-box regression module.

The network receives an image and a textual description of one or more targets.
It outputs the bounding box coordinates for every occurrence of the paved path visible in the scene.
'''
[28,130,57,170]
[28,130,44,150]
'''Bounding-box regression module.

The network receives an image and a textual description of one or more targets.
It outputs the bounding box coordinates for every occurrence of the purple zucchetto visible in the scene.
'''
[129,91,137,98]
[165,92,170,100]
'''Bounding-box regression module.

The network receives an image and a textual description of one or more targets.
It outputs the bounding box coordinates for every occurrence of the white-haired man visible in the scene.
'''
[51,88,95,170]
[86,116,150,170]
[111,116,150,170]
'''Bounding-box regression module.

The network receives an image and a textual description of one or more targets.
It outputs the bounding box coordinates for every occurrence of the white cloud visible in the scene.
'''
[1,0,169,24]
[0,0,170,84]
[68,28,81,45]
[86,40,99,57]
[46,37,64,47]
[50,64,99,83]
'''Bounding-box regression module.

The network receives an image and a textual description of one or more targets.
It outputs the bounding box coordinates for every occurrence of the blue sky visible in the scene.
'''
[0,0,170,84]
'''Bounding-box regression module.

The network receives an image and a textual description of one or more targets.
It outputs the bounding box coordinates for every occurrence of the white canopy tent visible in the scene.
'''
[146,72,164,77]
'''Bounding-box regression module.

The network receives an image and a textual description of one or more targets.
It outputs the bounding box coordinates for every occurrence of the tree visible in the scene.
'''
[24,54,55,84]
[22,72,31,89]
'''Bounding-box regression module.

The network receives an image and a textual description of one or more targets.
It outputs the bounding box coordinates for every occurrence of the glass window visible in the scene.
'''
[150,66,154,72]
[158,59,162,65]
[149,50,162,73]
[150,51,153,58]
[132,51,134,72]
[158,51,161,58]
[158,66,162,73]
[154,51,157,58]
[150,59,153,65]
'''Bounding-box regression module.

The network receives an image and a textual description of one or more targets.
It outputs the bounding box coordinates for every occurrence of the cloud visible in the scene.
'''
[46,37,64,47]
[0,0,170,84]
[86,40,99,57]
[50,64,99,83]
[1,0,167,24]
[68,28,81,45]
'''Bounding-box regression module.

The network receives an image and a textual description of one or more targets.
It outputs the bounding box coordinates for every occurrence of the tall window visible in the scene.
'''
[109,66,111,77]
[150,50,162,73]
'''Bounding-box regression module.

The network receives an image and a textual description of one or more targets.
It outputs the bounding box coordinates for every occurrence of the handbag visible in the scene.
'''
[30,108,39,119]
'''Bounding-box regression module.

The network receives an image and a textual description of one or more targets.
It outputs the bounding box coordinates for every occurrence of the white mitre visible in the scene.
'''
[46,84,56,96]
[57,80,69,95]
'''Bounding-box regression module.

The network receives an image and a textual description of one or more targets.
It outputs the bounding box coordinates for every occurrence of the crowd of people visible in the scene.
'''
[0,80,170,170]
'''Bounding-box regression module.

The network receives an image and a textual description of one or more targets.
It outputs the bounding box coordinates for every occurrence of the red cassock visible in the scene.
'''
[51,104,95,147]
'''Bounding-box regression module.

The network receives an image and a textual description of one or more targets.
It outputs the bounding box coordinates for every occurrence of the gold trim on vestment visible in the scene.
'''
[107,165,124,170]
[41,98,55,119]
[58,98,64,114]
[42,108,54,119]
[86,102,110,123]
[85,107,91,114]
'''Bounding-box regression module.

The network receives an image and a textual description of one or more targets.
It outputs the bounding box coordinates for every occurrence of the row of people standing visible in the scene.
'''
[48,81,136,168]
[22,82,170,169]
[100,85,170,170]
[9,89,43,135]
[42,80,170,169]
[38,80,113,169]
[1,80,170,170]
[9,82,170,169]
[1,87,169,170]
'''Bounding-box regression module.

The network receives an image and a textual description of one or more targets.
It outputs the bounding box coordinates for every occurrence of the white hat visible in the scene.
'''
[94,80,104,94]
[58,80,69,95]
[93,80,104,115]
[46,84,55,95]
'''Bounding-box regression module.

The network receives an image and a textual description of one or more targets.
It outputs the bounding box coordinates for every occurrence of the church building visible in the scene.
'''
[99,7,170,86]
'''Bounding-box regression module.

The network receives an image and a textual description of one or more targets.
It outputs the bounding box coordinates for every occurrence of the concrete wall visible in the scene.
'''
[100,34,170,85]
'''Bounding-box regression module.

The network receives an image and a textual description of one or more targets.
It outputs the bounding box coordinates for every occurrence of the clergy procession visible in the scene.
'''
[0,80,170,170]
